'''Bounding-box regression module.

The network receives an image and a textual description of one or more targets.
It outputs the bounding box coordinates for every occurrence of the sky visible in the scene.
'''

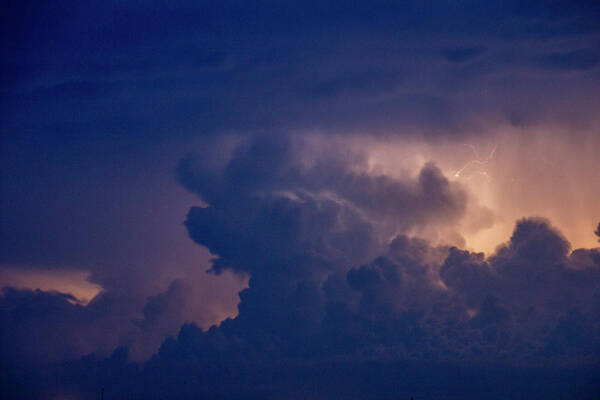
[1,1,600,399]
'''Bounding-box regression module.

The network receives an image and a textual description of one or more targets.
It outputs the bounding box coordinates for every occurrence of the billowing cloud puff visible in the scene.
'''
[2,133,599,398]
[179,135,468,277]
[49,218,595,400]
[150,137,599,389]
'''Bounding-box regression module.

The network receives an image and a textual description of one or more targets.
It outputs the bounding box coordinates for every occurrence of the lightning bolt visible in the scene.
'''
[454,144,497,180]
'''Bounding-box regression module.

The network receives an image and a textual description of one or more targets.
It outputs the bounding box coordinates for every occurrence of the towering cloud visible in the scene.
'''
[2,0,600,398]
[3,134,600,398]
[75,137,596,398]
[179,135,468,276]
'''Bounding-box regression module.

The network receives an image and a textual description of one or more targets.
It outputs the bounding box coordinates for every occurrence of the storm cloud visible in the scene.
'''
[2,0,600,398]
[173,138,600,368]
[6,136,599,399]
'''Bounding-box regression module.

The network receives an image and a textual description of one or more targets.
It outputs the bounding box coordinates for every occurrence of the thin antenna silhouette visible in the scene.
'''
[101,387,104,400]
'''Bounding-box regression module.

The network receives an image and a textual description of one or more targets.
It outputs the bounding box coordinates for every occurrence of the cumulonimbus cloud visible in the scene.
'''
[173,136,600,368]
[2,135,599,399]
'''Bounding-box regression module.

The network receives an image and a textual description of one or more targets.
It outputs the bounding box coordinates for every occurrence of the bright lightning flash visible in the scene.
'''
[454,144,497,180]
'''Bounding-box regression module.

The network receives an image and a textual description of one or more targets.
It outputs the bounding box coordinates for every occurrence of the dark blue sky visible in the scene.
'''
[1,1,600,399]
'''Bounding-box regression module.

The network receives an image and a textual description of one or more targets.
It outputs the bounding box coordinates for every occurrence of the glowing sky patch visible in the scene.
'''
[0,266,102,305]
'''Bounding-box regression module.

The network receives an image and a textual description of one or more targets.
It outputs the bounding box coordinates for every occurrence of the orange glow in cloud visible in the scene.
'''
[453,125,600,254]
[0,266,102,304]
[353,123,600,254]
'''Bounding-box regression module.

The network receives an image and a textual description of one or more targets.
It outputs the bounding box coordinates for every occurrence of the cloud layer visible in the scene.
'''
[4,136,599,399]
[2,1,600,398]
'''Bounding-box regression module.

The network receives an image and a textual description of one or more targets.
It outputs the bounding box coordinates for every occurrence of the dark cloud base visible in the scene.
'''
[4,353,600,400]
